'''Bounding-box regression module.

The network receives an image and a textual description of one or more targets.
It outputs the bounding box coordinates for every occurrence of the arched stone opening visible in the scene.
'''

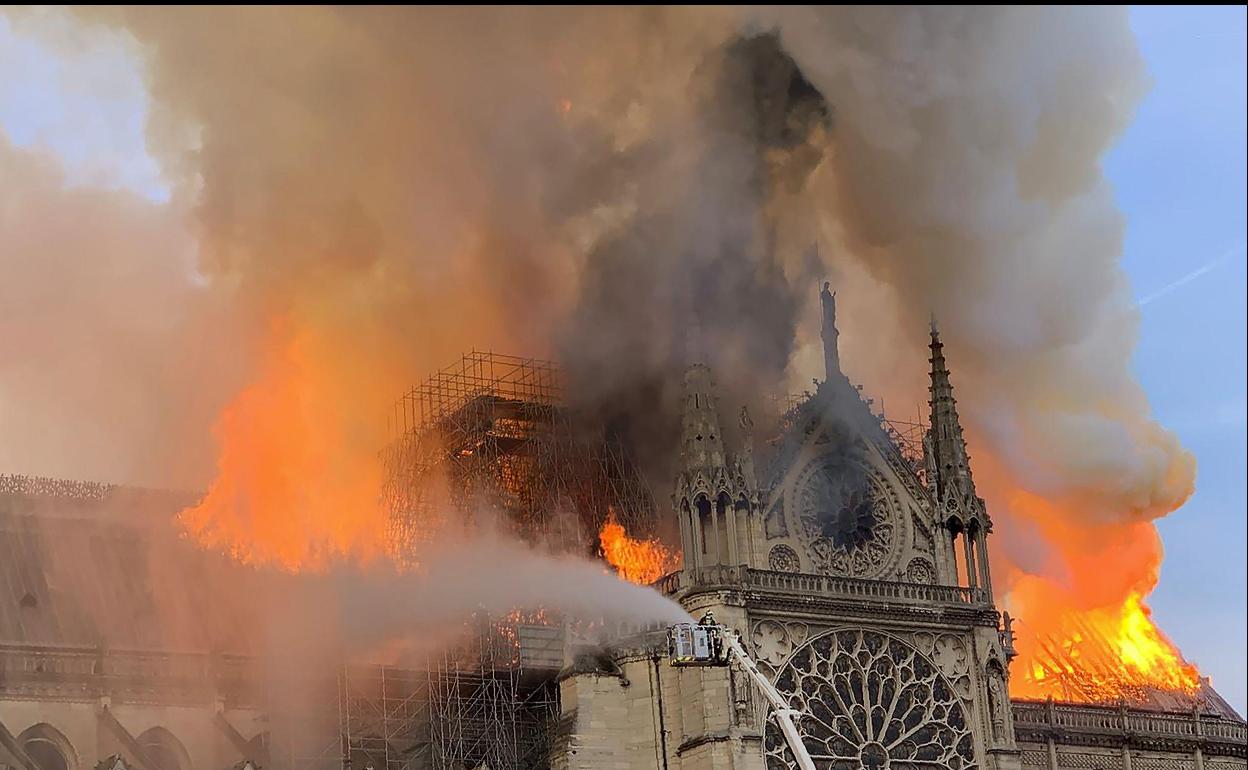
[17,724,78,770]
[136,727,191,770]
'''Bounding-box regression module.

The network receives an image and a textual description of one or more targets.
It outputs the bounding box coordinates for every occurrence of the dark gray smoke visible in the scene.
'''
[561,32,831,489]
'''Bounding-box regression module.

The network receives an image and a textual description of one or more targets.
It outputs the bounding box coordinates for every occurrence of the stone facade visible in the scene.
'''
[0,647,267,770]
[0,481,273,770]
[550,291,1246,770]
[1013,699,1247,770]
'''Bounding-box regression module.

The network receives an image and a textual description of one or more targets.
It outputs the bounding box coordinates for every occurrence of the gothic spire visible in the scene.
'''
[927,319,976,502]
[680,363,727,473]
[821,280,841,380]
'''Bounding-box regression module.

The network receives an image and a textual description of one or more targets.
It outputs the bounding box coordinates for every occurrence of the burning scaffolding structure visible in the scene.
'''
[1,354,663,770]
[366,352,662,770]
[382,351,661,557]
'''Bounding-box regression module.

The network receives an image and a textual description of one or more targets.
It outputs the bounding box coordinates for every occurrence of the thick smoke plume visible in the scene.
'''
[2,7,1197,689]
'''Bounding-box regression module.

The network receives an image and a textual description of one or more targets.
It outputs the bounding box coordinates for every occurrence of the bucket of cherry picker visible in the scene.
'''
[667,613,730,667]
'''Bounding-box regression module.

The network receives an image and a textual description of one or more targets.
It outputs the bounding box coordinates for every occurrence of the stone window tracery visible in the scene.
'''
[769,545,801,573]
[795,458,900,578]
[905,558,935,585]
[763,629,977,770]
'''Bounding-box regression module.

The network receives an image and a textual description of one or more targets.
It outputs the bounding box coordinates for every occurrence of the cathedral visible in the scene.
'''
[1,288,1244,770]
[549,286,1245,770]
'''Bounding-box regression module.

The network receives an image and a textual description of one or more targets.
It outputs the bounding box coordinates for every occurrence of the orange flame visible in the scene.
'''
[1012,591,1199,702]
[179,318,391,571]
[989,479,1202,703]
[598,510,680,585]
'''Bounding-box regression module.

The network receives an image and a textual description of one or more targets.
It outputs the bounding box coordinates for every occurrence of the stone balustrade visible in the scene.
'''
[0,644,258,702]
[654,565,989,606]
[1012,698,1247,753]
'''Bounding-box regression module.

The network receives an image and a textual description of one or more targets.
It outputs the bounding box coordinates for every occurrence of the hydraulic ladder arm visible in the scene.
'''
[722,632,817,770]
[668,621,816,770]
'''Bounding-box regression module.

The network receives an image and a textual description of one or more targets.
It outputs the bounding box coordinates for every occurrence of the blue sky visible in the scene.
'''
[0,11,165,199]
[1111,6,1247,713]
[1,7,1245,712]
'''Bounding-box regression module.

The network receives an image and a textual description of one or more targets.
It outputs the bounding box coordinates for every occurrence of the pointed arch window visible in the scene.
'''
[136,728,190,770]
[18,724,77,770]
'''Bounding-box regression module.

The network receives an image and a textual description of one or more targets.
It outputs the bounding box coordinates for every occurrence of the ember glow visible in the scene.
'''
[599,511,681,586]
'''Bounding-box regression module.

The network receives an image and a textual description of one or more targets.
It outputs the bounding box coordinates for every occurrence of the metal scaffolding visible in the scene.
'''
[382,350,660,558]
[427,618,562,770]
[260,617,563,770]
[342,664,435,770]
[368,351,659,770]
[882,417,927,483]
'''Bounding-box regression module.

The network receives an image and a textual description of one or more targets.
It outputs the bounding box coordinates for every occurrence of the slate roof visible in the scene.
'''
[0,475,268,653]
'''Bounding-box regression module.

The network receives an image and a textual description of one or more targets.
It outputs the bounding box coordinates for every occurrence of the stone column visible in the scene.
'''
[680,503,695,572]
[710,504,721,567]
[963,534,978,589]
[1195,704,1206,770]
[951,530,962,585]
[726,504,739,566]
[691,504,704,572]
[748,506,763,567]
[740,505,754,568]
[951,529,961,584]
[976,530,993,597]
[1046,698,1058,770]
[934,521,954,584]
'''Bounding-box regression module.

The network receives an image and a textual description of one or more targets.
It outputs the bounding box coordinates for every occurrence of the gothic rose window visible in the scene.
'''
[796,457,897,578]
[763,629,976,770]
[769,544,801,573]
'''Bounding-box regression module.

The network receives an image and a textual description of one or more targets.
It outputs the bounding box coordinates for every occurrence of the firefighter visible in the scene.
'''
[697,611,725,661]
